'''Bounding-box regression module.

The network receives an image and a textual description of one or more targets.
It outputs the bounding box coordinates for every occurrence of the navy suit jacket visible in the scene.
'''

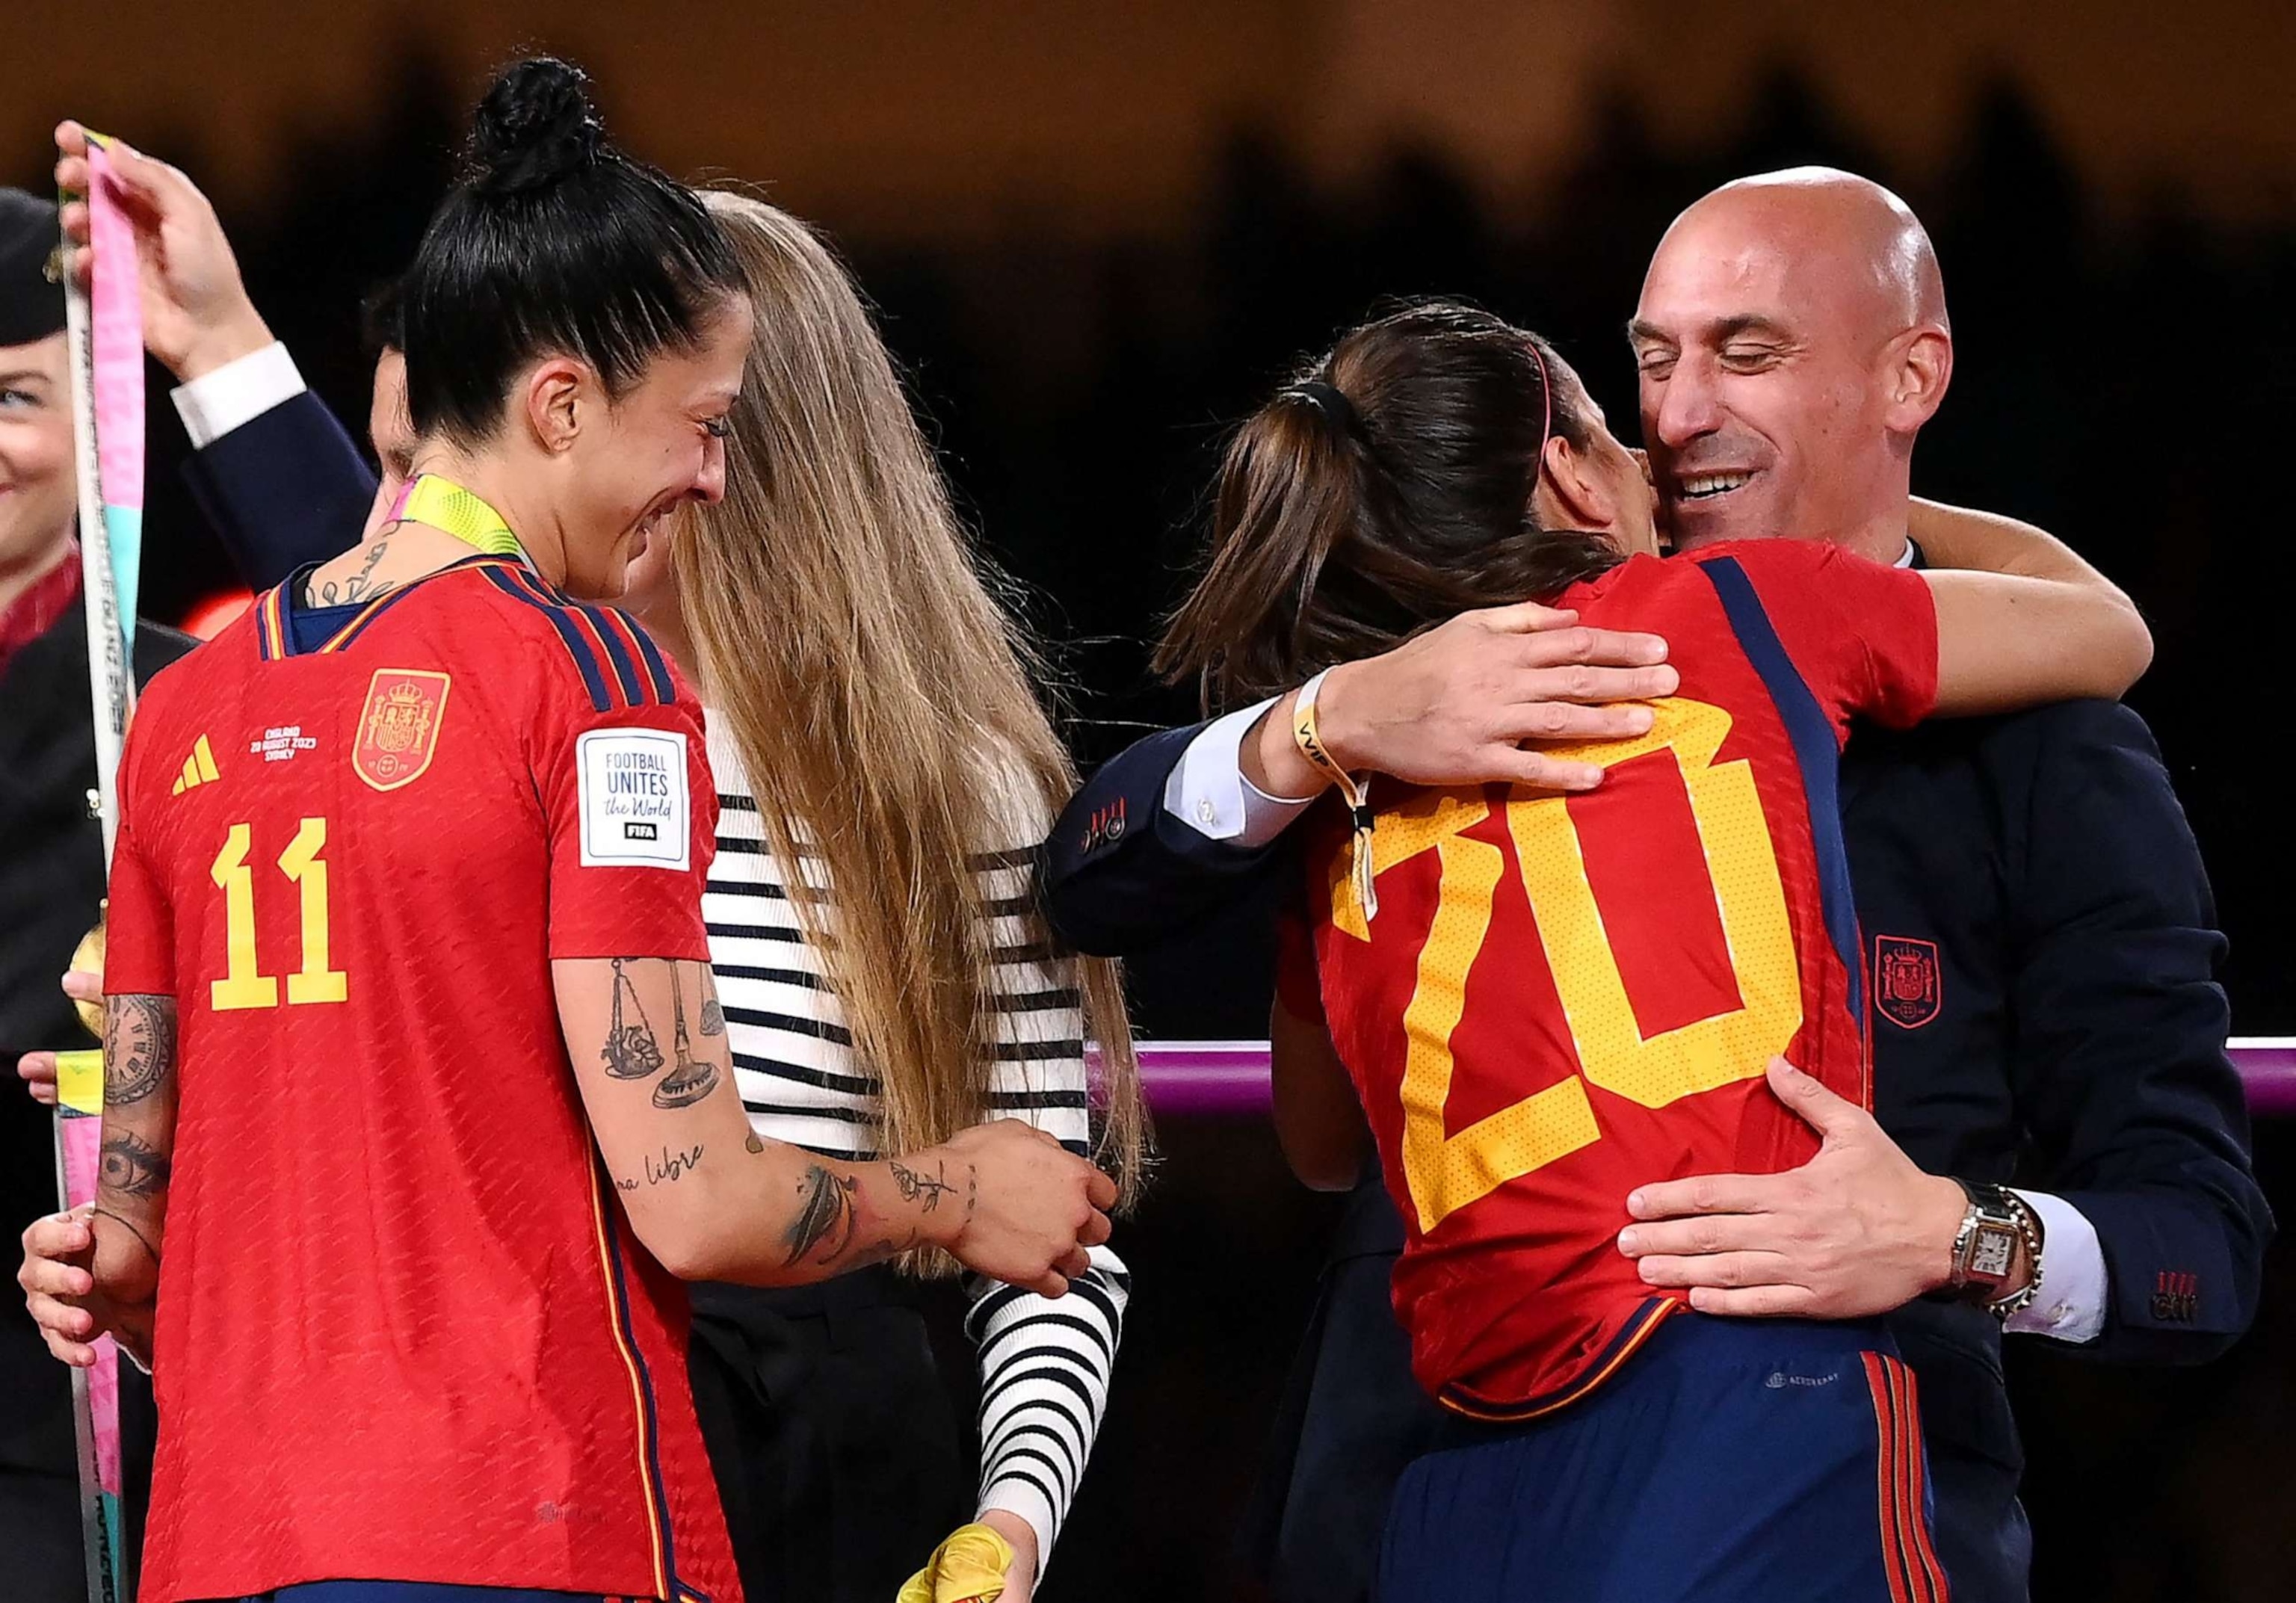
[182,388,375,588]
[1043,700,2271,1603]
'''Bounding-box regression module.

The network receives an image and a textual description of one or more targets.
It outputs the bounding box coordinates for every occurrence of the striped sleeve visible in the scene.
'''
[964,1247,1129,1578]
[964,759,1124,1574]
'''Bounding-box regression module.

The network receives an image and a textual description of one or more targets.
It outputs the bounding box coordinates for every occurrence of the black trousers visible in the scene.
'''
[686,1269,969,1603]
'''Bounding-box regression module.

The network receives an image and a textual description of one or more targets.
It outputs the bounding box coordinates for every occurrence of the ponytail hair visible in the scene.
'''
[1155,300,1622,710]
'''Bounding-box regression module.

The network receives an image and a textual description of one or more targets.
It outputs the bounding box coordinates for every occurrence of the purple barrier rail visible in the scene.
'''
[1133,1039,2296,1119]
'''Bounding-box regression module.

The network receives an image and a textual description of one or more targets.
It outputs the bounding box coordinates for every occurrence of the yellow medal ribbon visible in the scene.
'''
[396,473,526,558]
[896,1522,1015,1603]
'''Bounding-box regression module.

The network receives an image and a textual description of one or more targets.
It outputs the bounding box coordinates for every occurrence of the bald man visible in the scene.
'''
[1043,168,2266,1602]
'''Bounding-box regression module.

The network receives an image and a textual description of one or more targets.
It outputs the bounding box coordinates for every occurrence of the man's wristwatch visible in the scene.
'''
[1944,1179,2044,1321]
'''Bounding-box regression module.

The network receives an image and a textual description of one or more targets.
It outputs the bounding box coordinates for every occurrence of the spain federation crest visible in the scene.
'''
[354,669,451,792]
[1873,935,1941,1029]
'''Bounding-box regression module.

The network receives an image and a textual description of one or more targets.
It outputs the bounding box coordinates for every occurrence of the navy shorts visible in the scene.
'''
[1377,1312,1950,1603]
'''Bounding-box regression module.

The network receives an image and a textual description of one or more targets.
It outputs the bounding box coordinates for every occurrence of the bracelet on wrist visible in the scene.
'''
[1292,668,1380,921]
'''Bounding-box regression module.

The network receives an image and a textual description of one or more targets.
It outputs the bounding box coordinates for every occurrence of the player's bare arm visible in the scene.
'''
[1237,603,1679,802]
[556,957,1115,1297]
[1912,497,2153,711]
[1269,995,1371,1192]
[89,990,179,1370]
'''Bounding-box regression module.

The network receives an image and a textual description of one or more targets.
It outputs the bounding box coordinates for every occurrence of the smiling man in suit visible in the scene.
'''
[1043,168,2270,1603]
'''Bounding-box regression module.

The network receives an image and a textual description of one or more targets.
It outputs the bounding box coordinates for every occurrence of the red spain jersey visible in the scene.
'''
[1278,540,1937,1421]
[103,555,739,1603]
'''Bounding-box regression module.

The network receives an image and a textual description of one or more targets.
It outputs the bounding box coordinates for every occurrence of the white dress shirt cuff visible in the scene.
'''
[2003,1188,2108,1344]
[170,341,306,449]
[1162,695,1320,847]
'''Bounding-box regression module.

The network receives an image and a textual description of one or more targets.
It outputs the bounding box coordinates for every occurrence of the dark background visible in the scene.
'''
[7,5,2292,1599]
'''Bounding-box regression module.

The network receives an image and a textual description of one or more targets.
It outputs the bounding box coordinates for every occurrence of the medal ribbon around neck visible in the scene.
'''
[394,473,529,560]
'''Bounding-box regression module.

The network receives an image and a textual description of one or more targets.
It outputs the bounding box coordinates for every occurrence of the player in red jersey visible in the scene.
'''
[1158,302,2151,1602]
[52,61,1114,1603]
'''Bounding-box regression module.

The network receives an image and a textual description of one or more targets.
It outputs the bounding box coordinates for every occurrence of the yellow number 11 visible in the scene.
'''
[209,818,349,1011]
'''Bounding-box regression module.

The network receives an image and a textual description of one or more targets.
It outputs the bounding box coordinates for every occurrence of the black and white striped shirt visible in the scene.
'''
[701,723,1126,1569]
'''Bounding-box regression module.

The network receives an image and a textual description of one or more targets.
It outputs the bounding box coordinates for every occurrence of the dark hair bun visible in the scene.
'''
[469,57,605,197]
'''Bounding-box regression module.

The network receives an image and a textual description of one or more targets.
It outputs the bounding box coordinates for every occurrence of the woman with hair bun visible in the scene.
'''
[52,58,1116,1603]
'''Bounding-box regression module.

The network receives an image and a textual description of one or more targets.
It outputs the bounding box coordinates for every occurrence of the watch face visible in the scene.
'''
[1970,1225,2017,1281]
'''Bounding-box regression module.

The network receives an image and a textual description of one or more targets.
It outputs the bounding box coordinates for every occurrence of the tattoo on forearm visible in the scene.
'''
[103,994,176,1107]
[699,998,725,1037]
[782,1165,860,1266]
[99,1130,171,1199]
[92,1204,160,1264]
[602,959,666,1081]
[652,964,721,1110]
[888,1158,957,1213]
[744,1131,765,1154]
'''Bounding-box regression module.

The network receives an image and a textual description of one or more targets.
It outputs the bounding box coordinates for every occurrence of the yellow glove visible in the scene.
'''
[896,1522,1015,1603]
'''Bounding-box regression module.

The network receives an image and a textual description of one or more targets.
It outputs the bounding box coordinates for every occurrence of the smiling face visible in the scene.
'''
[1628,171,1949,557]
[553,295,752,601]
[0,333,76,584]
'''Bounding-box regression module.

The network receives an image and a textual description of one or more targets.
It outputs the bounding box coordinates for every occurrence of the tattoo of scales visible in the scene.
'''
[602,960,666,1081]
[652,964,721,1110]
[104,993,176,1107]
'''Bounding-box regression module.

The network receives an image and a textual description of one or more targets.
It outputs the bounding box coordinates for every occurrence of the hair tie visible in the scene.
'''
[1287,378,1360,435]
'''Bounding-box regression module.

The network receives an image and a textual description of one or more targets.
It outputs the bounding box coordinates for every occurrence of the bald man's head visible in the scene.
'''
[1629,167,1954,559]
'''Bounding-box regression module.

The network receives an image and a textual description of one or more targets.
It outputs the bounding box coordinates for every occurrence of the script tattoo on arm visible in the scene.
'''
[104,993,176,1107]
[310,537,396,607]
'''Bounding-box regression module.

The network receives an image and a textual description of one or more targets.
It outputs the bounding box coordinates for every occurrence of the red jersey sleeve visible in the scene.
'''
[537,675,718,963]
[102,806,175,998]
[1726,541,1939,733]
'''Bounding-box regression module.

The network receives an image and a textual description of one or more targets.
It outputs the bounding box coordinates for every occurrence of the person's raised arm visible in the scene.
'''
[1238,602,1678,801]
[555,956,1114,1295]
[1912,498,2153,714]
[55,120,376,587]
[55,121,272,386]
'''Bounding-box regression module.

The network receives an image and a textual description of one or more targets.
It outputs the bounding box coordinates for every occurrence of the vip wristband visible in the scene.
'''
[1293,668,1380,921]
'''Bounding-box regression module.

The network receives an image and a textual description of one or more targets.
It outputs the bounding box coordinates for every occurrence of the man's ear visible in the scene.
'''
[1884,327,1953,434]
[1537,434,1617,534]
[521,359,590,455]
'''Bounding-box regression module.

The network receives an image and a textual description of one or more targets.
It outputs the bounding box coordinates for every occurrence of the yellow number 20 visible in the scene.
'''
[209,818,350,1012]
[1330,699,1800,1232]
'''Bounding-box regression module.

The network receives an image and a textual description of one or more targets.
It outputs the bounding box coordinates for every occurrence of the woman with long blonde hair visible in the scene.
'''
[617,189,1145,1603]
